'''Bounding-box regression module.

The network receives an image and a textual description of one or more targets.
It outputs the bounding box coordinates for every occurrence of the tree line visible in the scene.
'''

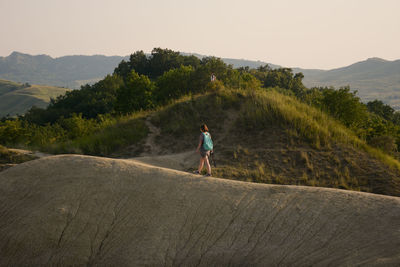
[1,48,400,155]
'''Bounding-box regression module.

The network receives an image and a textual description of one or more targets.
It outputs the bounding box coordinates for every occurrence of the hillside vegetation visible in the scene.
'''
[0,79,70,117]
[1,48,400,197]
[0,145,37,171]
[147,89,400,196]
[2,51,399,109]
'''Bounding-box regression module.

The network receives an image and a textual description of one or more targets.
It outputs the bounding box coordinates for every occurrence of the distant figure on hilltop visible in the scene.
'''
[194,124,213,176]
[210,73,216,82]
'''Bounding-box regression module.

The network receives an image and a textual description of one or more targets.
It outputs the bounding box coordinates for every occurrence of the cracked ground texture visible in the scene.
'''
[0,155,399,266]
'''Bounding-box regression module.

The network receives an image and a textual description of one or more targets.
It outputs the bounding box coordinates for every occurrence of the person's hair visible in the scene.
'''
[200,124,209,132]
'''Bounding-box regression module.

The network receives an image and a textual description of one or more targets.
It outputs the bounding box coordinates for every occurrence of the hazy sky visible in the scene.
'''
[1,0,399,69]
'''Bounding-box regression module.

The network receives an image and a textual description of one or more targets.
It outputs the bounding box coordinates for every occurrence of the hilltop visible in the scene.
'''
[0,51,279,89]
[0,154,399,266]
[1,48,400,198]
[132,89,400,197]
[0,79,70,117]
[1,51,399,109]
[1,48,400,265]
[12,88,399,197]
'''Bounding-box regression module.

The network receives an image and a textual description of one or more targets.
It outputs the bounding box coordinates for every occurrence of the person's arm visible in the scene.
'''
[196,134,203,153]
[210,133,213,153]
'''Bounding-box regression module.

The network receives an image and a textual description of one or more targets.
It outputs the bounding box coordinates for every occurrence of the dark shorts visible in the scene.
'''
[200,149,210,158]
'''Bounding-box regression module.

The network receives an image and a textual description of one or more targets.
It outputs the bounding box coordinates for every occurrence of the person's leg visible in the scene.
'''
[205,155,212,175]
[198,157,205,173]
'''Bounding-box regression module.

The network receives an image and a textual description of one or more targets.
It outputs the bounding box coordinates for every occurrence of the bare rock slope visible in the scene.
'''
[0,155,400,266]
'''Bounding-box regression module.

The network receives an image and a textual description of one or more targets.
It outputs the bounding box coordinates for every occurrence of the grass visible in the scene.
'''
[0,79,70,117]
[238,89,362,148]
[150,87,400,196]
[7,86,399,196]
[0,145,37,170]
[239,89,400,171]
[0,79,22,95]
[42,113,149,156]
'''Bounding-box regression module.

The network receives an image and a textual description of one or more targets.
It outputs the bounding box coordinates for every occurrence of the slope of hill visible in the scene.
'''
[299,58,400,109]
[39,88,400,197]
[0,79,70,117]
[148,89,400,196]
[0,52,127,88]
[0,154,399,266]
[0,145,37,171]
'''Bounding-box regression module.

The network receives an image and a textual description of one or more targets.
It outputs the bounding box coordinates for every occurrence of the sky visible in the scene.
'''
[0,0,399,69]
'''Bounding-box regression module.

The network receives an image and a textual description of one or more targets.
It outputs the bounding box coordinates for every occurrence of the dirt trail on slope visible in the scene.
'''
[135,116,200,171]
[140,116,162,156]
[133,111,239,171]
[0,155,399,266]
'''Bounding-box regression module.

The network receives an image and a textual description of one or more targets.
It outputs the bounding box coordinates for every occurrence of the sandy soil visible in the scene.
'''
[0,154,399,266]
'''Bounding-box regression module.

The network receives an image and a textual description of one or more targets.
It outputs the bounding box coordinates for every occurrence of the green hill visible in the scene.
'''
[1,51,399,110]
[36,88,400,197]
[1,48,399,198]
[0,79,70,117]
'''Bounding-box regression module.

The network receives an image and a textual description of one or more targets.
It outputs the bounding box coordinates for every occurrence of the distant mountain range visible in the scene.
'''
[1,51,399,109]
[296,58,400,109]
[0,52,127,88]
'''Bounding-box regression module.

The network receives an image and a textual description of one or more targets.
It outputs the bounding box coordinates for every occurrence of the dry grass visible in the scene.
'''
[149,87,400,196]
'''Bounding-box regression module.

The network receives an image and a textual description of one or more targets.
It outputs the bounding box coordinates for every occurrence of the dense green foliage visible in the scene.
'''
[1,47,400,161]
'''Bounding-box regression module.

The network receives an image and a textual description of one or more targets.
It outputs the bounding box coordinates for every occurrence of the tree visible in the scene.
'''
[238,73,261,90]
[148,48,183,79]
[367,100,394,121]
[264,68,294,89]
[155,65,194,104]
[320,86,367,127]
[261,68,305,96]
[190,57,230,92]
[115,71,154,114]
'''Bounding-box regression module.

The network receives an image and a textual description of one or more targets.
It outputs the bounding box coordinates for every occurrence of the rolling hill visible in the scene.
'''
[1,51,399,109]
[0,79,70,117]
[0,154,399,265]
[0,52,127,88]
[35,88,400,197]
[298,57,400,109]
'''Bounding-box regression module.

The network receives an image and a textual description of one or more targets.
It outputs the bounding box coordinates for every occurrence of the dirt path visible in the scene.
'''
[132,117,202,171]
[140,117,162,156]
[214,109,239,145]
[133,110,238,172]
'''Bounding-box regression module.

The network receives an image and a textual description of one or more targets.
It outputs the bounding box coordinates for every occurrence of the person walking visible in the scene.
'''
[194,124,213,176]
